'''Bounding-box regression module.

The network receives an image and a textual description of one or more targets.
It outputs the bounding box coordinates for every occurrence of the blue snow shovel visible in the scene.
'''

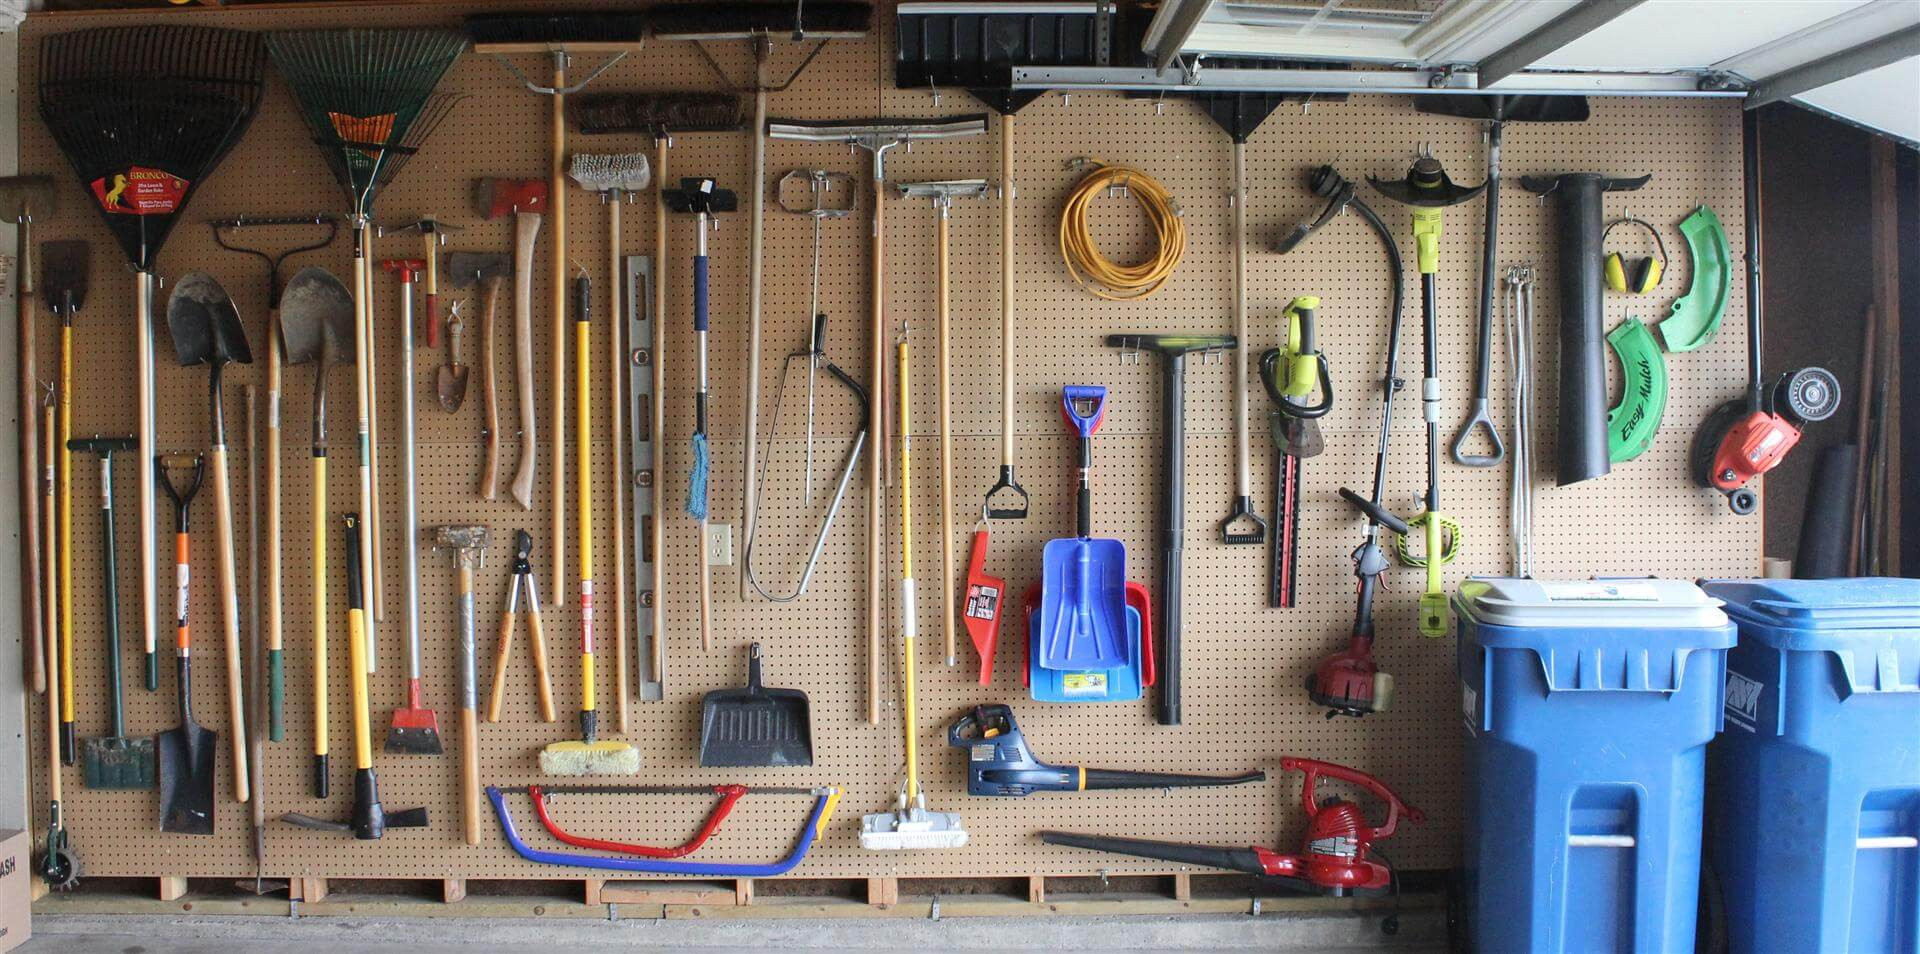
[1038,386,1127,671]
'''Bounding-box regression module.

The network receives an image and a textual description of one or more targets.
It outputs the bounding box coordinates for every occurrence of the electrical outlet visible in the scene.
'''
[706,523,734,565]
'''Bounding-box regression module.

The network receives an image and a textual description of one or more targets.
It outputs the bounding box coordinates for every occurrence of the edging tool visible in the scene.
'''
[72,436,153,790]
[950,705,1263,796]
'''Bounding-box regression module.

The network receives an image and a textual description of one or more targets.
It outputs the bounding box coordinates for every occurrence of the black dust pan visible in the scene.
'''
[700,643,812,767]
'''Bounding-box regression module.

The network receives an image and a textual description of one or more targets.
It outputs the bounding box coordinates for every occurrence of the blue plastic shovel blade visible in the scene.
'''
[1038,537,1128,669]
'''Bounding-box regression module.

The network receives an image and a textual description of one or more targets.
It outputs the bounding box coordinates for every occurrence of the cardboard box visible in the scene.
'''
[0,829,29,953]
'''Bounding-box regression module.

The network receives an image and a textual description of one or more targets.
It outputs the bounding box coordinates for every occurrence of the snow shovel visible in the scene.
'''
[1037,386,1126,671]
[166,272,253,802]
[700,643,812,768]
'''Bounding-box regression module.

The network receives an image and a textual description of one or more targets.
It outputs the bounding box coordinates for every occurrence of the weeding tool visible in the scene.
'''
[279,265,355,794]
[379,259,440,757]
[433,524,490,843]
[1103,333,1235,727]
[40,23,269,707]
[281,515,429,841]
[439,301,470,412]
[1281,166,1408,717]
[212,213,339,741]
[743,312,869,604]
[1260,297,1332,609]
[522,784,817,858]
[897,178,986,664]
[43,238,88,764]
[949,705,1263,796]
[1370,151,1483,639]
[156,452,216,834]
[490,530,557,724]
[777,170,857,510]
[471,180,548,510]
[569,151,650,733]
[861,321,968,851]
[1,176,57,695]
[72,436,153,790]
[165,272,253,802]
[766,114,988,723]
[663,177,737,654]
[700,642,812,767]
[491,784,840,876]
[1038,386,1126,671]
[446,251,511,492]
[1042,757,1422,895]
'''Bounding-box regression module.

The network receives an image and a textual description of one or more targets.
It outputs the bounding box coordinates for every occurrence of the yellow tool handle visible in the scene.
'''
[313,457,328,762]
[574,310,594,721]
[581,650,596,714]
[897,330,919,802]
[347,604,372,771]
[59,324,72,725]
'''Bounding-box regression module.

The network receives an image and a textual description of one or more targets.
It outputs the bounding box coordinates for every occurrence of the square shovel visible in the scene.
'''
[699,643,812,767]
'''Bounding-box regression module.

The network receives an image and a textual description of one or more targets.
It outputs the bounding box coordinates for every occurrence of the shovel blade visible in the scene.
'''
[437,365,469,411]
[279,266,356,366]
[1038,537,1128,670]
[40,239,91,312]
[166,271,252,367]
[82,735,156,790]
[156,723,218,834]
[0,175,58,223]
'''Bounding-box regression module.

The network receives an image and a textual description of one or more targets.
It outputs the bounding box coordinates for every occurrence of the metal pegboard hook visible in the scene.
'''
[487,48,629,96]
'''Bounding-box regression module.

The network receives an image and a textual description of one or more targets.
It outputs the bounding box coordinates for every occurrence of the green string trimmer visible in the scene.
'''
[1369,152,1482,637]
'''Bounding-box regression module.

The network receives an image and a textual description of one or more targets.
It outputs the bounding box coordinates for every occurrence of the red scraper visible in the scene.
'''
[962,529,1005,686]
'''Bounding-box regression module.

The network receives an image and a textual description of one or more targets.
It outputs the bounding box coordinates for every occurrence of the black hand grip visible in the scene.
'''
[1340,487,1409,535]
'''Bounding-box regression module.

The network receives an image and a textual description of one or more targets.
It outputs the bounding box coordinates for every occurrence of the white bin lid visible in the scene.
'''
[1461,578,1729,629]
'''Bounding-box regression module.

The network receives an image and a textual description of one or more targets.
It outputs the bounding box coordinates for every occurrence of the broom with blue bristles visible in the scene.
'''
[665,178,735,652]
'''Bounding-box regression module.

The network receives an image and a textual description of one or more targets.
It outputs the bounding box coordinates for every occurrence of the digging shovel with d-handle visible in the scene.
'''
[72,435,152,789]
[446,252,510,494]
[278,265,355,797]
[165,272,252,803]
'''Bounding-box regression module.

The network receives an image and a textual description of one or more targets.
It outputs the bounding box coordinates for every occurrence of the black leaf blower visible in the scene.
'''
[948,705,1264,797]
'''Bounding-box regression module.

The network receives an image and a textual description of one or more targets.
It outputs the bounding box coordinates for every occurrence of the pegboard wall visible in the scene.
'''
[19,0,1762,882]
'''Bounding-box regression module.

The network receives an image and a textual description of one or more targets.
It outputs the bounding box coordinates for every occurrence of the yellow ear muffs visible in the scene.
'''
[1603,217,1668,294]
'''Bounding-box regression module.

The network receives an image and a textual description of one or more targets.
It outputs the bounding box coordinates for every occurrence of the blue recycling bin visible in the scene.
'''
[1456,578,1736,954]
[1702,578,1920,954]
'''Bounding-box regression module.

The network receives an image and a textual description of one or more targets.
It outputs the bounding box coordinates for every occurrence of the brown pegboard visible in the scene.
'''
[21,0,1761,881]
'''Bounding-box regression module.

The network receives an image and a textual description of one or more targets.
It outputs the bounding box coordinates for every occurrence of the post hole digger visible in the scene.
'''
[212,213,340,742]
[949,706,1263,797]
[165,272,253,803]
[43,238,89,764]
[2,175,58,697]
[279,265,355,796]
[1042,757,1423,899]
[1276,165,1405,718]
[1261,297,1332,610]
[1369,152,1482,641]
[379,258,440,757]
[283,515,428,841]
[72,436,153,790]
[471,178,548,510]
[446,251,512,495]
[766,114,988,722]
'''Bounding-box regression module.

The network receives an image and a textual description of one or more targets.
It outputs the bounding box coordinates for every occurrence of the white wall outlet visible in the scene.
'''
[705,523,734,565]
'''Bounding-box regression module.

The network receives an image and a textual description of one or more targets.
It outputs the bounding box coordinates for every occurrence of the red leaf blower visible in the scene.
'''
[1041,756,1422,895]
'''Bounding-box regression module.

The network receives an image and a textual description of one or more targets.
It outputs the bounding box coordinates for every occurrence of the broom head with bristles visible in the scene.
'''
[539,739,640,776]
[568,153,652,196]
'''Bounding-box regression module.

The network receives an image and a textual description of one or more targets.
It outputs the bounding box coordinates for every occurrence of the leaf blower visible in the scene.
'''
[1041,756,1423,895]
[1691,110,1840,516]
[948,705,1263,797]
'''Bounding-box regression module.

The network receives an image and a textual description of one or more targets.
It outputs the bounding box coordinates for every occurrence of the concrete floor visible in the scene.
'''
[22,910,1446,952]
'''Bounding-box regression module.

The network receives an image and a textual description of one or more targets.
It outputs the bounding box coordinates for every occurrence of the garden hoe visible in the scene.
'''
[212,212,340,742]
[278,265,356,795]
[861,322,967,851]
[42,238,88,763]
[2,175,57,695]
[380,258,442,757]
[446,251,511,494]
[166,271,253,802]
[282,515,428,840]
[156,452,216,834]
[438,301,471,412]
[73,436,152,789]
[471,179,546,510]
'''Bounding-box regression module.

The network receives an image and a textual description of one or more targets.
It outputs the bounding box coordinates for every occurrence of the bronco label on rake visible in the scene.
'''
[91,167,188,214]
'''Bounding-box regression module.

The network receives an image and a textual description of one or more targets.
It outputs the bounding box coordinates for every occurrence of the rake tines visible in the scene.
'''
[266,28,468,216]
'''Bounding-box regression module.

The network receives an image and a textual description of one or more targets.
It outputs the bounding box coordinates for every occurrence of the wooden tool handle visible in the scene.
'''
[18,244,44,693]
[526,599,556,722]
[937,213,956,667]
[480,277,502,499]
[512,214,540,511]
[461,705,480,845]
[699,528,712,653]
[550,58,569,608]
[210,445,251,803]
[487,608,515,723]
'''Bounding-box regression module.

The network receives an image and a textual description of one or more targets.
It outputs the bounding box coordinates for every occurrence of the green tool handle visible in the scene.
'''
[99,459,125,738]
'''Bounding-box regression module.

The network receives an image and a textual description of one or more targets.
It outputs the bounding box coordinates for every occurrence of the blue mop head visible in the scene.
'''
[687,432,709,518]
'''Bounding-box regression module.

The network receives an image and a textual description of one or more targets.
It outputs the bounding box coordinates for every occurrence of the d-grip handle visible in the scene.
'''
[1339,487,1409,535]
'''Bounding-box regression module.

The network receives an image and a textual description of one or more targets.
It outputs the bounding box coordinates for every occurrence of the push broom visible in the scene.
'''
[267,27,468,675]
[38,23,268,706]
[861,323,967,851]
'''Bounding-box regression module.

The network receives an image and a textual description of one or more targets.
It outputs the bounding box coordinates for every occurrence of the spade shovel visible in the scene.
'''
[156,452,215,834]
[278,265,355,797]
[438,304,470,412]
[165,273,253,804]
[446,252,510,497]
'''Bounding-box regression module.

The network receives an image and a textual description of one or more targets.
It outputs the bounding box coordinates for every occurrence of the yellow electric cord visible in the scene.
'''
[1058,160,1185,300]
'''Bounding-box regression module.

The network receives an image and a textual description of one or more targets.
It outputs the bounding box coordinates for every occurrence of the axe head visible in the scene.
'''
[472,178,548,220]
[445,252,511,289]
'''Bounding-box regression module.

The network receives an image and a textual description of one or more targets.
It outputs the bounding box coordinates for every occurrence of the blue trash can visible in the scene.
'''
[1457,578,1736,954]
[1701,578,1920,954]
